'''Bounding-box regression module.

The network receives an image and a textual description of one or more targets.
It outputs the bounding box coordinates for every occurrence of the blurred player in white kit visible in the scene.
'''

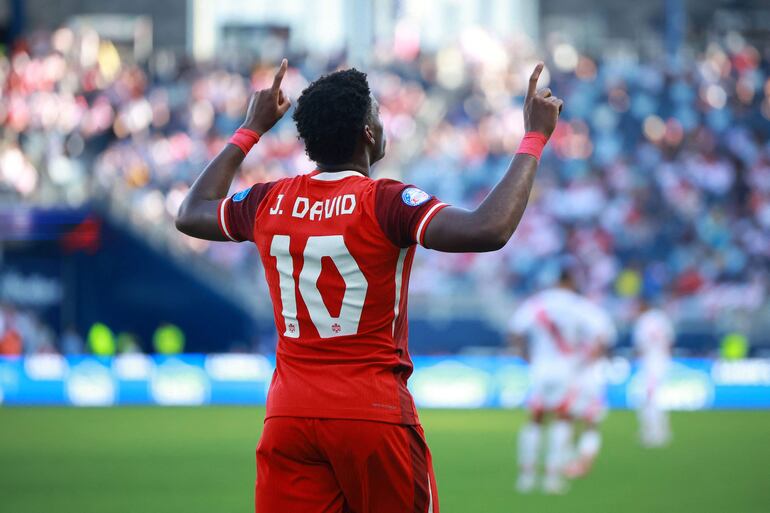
[509,270,587,494]
[564,301,616,478]
[632,301,675,447]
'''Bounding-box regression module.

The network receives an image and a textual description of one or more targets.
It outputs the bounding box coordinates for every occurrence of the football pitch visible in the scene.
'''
[1,407,768,513]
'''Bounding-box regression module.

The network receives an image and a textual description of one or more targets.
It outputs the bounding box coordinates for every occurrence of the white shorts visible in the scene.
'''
[527,374,576,414]
[569,364,608,423]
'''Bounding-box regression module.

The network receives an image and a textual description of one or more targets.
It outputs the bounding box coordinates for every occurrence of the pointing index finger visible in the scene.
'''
[272,58,288,92]
[526,62,544,102]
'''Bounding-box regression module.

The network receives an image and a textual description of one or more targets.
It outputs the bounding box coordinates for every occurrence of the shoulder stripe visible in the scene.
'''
[218,197,238,242]
[415,202,448,247]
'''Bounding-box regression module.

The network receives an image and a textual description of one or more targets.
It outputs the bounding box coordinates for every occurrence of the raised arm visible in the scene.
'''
[423,63,563,252]
[175,59,291,240]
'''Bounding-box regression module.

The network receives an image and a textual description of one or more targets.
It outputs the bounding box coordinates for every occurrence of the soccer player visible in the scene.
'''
[564,300,616,479]
[633,300,675,447]
[175,59,562,512]
[508,270,585,494]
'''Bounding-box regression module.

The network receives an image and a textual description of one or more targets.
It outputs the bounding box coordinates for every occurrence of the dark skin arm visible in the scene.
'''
[175,59,291,240]
[423,63,563,252]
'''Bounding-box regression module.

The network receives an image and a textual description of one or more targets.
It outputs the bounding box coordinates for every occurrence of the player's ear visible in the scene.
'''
[363,125,376,146]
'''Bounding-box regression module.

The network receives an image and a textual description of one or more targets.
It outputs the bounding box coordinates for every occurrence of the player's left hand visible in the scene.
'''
[242,59,291,135]
[523,62,563,138]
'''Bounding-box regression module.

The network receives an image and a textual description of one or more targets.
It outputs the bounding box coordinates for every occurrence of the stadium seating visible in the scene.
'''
[1,28,769,354]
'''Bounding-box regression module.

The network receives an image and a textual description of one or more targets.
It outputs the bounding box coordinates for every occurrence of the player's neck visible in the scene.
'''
[316,160,371,177]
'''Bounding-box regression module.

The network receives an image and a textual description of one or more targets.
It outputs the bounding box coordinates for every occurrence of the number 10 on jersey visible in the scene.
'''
[269,235,369,339]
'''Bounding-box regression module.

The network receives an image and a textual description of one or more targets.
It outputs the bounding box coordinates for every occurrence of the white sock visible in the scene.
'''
[660,410,670,440]
[578,429,601,460]
[639,404,655,442]
[652,408,670,443]
[518,422,542,475]
[640,403,670,445]
[546,420,572,477]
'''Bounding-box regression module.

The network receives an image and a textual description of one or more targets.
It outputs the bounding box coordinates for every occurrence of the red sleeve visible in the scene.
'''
[218,182,275,242]
[374,179,449,248]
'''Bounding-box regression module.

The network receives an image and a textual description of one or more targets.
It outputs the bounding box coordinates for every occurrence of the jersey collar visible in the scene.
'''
[310,169,367,181]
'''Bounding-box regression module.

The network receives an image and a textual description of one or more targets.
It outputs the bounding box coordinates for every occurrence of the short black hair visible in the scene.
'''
[293,68,372,165]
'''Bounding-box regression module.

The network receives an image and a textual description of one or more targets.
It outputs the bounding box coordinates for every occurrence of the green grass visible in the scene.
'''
[0,407,768,513]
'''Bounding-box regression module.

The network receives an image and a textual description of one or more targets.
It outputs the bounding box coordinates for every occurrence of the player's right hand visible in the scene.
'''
[523,62,563,138]
[242,58,292,135]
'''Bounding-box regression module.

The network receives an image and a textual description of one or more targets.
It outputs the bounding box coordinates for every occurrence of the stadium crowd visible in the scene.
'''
[1,27,769,354]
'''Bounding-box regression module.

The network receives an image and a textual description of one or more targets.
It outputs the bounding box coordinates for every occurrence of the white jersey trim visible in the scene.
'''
[415,202,447,246]
[392,248,408,336]
[310,170,366,181]
[219,197,238,242]
[427,473,434,513]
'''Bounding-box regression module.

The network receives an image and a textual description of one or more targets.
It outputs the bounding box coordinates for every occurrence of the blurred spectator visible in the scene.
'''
[720,332,749,360]
[87,322,116,356]
[153,323,185,355]
[61,325,85,355]
[0,305,22,356]
[116,332,141,354]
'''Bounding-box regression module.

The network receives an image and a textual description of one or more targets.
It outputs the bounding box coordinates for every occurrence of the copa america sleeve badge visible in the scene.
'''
[401,187,431,206]
[232,186,253,202]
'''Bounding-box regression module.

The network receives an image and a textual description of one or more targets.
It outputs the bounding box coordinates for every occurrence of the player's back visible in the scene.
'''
[578,300,616,357]
[574,299,616,388]
[219,169,447,425]
[511,288,585,371]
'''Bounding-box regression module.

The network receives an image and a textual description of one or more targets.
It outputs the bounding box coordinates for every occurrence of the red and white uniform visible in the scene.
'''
[219,169,446,513]
[509,288,586,414]
[569,302,616,423]
[633,309,674,404]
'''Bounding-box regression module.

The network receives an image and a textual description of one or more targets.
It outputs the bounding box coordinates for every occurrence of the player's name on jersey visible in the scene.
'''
[269,194,357,221]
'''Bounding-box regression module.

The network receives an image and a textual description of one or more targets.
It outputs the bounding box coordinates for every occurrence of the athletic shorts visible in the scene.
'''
[569,388,607,424]
[255,417,439,513]
[569,366,608,423]
[527,375,575,415]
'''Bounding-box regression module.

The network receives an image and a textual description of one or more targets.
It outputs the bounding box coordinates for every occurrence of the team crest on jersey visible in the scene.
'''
[232,186,252,202]
[401,187,431,207]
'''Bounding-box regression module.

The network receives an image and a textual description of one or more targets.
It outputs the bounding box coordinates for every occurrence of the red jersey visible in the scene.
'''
[218,169,448,425]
